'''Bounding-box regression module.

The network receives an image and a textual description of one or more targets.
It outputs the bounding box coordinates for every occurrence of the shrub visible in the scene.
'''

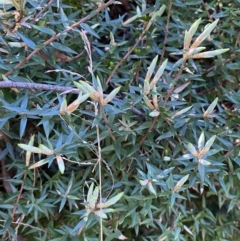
[0,0,239,240]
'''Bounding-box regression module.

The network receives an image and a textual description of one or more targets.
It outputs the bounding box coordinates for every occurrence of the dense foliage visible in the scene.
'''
[0,0,240,240]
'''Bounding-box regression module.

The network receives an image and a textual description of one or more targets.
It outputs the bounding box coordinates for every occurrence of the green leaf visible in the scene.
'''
[156,131,173,141]
[51,42,77,54]
[192,49,229,58]
[198,132,205,151]
[148,182,156,196]
[173,174,189,192]
[143,79,150,95]
[184,30,191,50]
[29,158,49,169]
[172,106,192,118]
[173,58,184,68]
[60,8,69,28]
[203,97,218,117]
[186,143,198,156]
[149,109,160,117]
[191,19,219,48]
[81,23,100,38]
[32,25,56,36]
[200,135,216,155]
[79,80,96,94]
[20,116,27,139]
[188,47,206,55]
[150,59,168,89]
[96,75,103,95]
[145,55,158,82]
[56,155,65,174]
[198,163,205,184]
[139,179,148,186]
[88,184,99,209]
[94,210,108,219]
[188,18,201,39]
[39,144,54,155]
[123,13,141,26]
[97,192,124,208]
[18,144,42,154]
[199,159,211,166]
[17,32,36,49]
[103,86,121,105]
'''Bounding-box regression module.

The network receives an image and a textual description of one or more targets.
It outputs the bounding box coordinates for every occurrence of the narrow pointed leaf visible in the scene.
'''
[146,5,166,30]
[18,32,36,50]
[87,183,94,203]
[26,134,35,166]
[81,23,99,38]
[173,174,189,192]
[143,79,150,95]
[184,30,191,50]
[184,225,193,235]
[139,179,148,186]
[148,182,157,196]
[39,144,54,155]
[188,18,201,39]
[172,106,192,118]
[203,97,218,117]
[200,135,216,155]
[97,192,124,208]
[94,210,108,219]
[156,167,174,179]
[60,97,68,115]
[174,82,190,94]
[56,155,65,174]
[103,86,121,105]
[188,47,206,55]
[29,158,49,169]
[89,186,99,209]
[150,59,168,89]
[191,19,219,48]
[67,93,90,113]
[145,55,158,82]
[198,132,205,151]
[96,75,103,95]
[199,159,211,166]
[143,95,154,109]
[123,13,141,26]
[79,80,96,93]
[186,143,198,156]
[74,81,88,94]
[173,58,184,68]
[152,86,158,109]
[191,49,229,59]
[18,144,42,154]
[149,110,160,117]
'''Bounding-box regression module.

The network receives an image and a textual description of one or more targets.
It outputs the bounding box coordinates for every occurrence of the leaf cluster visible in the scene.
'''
[0,0,240,240]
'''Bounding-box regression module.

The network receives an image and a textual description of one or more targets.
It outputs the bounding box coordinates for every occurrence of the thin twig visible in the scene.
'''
[95,103,103,241]
[159,0,172,64]
[11,172,27,220]
[201,0,213,22]
[30,0,55,23]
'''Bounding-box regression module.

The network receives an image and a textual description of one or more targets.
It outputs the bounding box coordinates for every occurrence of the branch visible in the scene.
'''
[0,81,144,116]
